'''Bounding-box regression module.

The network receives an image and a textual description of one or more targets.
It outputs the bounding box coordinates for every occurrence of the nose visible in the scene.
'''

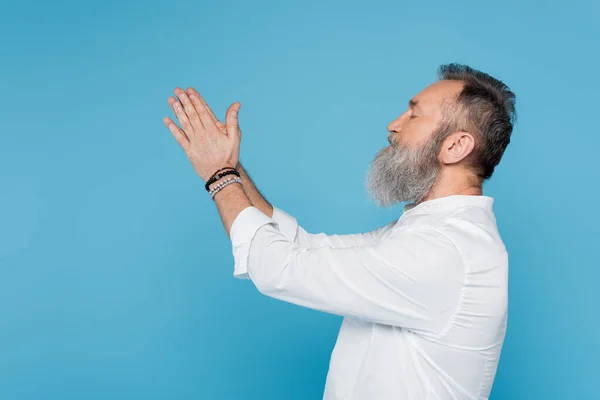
[387,112,407,134]
[387,115,405,144]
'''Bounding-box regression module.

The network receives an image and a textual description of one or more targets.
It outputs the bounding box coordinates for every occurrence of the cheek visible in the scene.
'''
[412,119,439,145]
[396,127,420,147]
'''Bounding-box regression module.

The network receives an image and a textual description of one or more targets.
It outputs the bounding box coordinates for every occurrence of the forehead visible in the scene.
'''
[411,79,464,110]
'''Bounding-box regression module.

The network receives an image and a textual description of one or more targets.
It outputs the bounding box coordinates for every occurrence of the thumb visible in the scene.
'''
[225,102,241,137]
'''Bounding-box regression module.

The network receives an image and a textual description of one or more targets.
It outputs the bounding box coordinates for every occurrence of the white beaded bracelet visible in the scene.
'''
[209,176,242,200]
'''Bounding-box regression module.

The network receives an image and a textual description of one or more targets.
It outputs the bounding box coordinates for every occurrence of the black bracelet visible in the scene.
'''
[211,167,235,177]
[204,168,240,191]
[207,167,237,183]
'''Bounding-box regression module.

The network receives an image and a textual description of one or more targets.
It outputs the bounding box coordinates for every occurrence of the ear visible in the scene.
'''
[440,131,475,164]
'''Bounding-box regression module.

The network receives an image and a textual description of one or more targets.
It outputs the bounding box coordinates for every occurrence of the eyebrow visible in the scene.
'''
[408,99,418,109]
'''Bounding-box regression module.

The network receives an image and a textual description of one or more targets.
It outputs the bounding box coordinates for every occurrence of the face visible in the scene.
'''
[366,80,463,207]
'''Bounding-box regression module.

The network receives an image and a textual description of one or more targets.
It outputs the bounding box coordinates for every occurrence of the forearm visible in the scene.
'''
[236,162,394,248]
[206,161,272,237]
[213,182,253,238]
[236,161,274,219]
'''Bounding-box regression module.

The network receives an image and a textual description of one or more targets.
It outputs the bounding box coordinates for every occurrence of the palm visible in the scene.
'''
[215,120,227,135]
[177,88,240,138]
[164,88,243,174]
[212,109,241,139]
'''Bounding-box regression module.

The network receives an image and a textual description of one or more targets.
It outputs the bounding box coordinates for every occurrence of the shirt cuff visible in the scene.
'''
[271,207,299,241]
[230,206,279,279]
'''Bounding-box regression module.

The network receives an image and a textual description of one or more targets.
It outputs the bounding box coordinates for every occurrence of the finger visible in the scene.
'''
[169,97,195,139]
[225,102,241,138]
[215,119,226,131]
[162,116,189,140]
[174,88,204,134]
[181,87,219,133]
[185,87,224,130]
[163,116,190,151]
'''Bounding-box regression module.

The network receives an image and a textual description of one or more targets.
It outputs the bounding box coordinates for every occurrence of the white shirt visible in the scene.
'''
[230,195,508,400]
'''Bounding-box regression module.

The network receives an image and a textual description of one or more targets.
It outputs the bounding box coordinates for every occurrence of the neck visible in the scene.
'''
[418,168,483,205]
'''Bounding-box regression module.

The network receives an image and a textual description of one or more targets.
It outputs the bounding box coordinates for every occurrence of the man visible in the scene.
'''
[162,63,516,400]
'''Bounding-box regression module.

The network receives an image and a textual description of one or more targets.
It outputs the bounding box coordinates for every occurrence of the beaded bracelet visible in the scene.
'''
[204,168,239,192]
[209,176,242,200]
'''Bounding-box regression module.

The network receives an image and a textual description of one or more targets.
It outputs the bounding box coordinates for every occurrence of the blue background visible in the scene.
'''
[1,0,598,398]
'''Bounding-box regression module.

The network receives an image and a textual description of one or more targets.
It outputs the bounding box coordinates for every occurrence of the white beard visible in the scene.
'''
[365,138,441,207]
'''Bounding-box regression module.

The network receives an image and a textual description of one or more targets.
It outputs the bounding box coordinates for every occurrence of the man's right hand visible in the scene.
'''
[184,88,242,142]
[181,87,274,218]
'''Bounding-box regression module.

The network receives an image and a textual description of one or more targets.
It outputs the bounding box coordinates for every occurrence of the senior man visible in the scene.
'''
[163,63,515,400]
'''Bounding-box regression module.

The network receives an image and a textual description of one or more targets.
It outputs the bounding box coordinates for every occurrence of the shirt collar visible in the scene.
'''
[402,194,494,217]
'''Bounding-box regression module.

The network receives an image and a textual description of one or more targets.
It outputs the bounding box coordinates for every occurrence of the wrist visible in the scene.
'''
[204,165,240,192]
[211,177,245,201]
[208,174,239,191]
[202,164,236,183]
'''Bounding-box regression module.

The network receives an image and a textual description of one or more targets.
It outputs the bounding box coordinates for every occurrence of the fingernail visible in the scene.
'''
[189,94,195,100]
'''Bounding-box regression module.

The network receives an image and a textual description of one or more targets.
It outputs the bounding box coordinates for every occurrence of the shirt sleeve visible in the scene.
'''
[230,206,464,334]
[271,206,397,248]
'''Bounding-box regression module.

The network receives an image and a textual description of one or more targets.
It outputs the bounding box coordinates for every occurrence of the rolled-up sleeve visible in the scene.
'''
[230,206,278,279]
[230,206,464,333]
[271,206,397,248]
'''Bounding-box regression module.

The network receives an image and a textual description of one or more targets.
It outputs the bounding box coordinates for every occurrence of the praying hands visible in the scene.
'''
[162,87,242,182]
[162,87,253,236]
